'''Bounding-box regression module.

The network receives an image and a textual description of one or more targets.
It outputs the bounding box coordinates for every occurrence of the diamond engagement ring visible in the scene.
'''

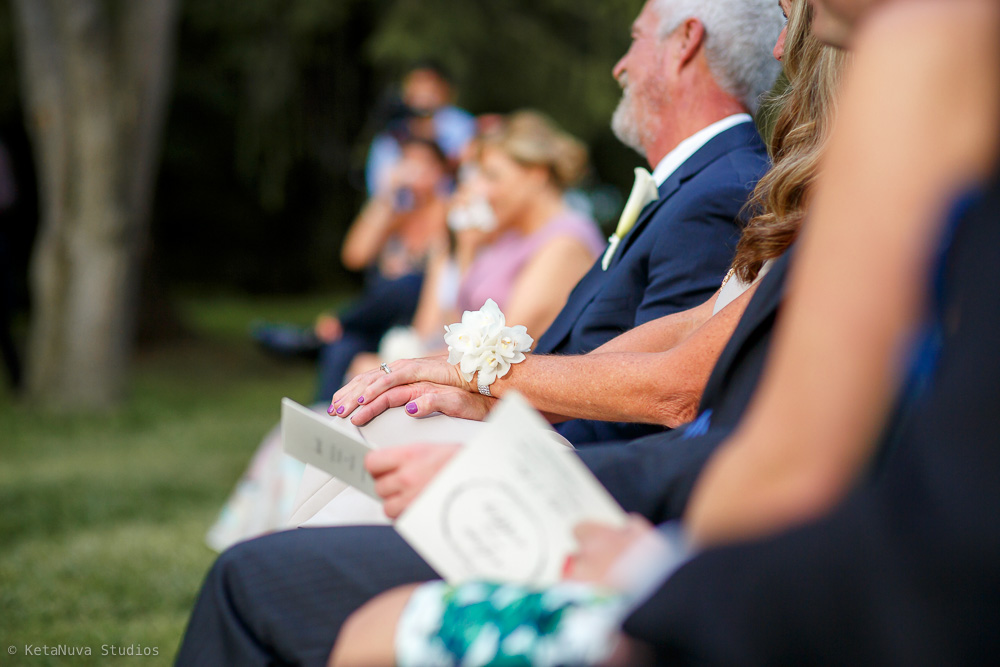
[379,362,391,375]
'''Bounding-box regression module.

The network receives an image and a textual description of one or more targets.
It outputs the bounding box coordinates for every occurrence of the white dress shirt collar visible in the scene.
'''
[650,113,753,187]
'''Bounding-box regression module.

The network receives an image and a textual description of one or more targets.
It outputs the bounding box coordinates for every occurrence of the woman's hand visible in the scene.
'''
[338,381,496,425]
[564,516,655,588]
[330,356,476,419]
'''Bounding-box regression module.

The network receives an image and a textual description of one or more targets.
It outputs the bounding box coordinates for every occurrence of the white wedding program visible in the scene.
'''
[281,398,380,500]
[281,393,627,587]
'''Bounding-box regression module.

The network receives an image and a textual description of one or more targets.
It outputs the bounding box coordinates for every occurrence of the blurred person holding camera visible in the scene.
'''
[311,137,452,402]
[365,62,476,197]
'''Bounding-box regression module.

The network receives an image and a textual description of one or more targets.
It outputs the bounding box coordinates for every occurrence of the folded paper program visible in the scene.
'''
[281,392,610,586]
[396,393,624,586]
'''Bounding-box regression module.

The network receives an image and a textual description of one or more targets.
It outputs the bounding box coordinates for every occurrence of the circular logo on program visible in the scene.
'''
[440,479,548,582]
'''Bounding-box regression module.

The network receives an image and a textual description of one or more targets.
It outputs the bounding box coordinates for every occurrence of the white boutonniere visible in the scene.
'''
[602,167,659,270]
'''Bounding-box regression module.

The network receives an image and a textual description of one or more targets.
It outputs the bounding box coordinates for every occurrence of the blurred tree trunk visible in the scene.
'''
[10,0,178,408]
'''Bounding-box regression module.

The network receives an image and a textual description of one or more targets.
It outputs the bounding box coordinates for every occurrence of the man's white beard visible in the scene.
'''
[611,83,648,157]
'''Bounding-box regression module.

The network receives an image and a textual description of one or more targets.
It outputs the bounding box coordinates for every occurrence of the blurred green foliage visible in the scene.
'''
[9,0,802,297]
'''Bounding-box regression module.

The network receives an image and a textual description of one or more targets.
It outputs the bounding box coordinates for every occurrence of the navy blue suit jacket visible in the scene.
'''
[538,122,770,445]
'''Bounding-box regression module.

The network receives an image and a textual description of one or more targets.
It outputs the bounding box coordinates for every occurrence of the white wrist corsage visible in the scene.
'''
[444,298,533,396]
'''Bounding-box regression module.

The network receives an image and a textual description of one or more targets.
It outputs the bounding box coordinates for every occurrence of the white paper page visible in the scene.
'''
[280,398,379,500]
[395,392,627,587]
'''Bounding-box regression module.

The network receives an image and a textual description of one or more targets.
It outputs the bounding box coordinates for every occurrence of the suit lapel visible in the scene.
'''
[602,171,681,271]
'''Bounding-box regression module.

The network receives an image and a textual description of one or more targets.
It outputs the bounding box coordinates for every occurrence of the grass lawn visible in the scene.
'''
[0,292,347,666]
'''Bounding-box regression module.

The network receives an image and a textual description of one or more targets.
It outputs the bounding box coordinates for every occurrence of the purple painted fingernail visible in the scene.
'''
[406,402,418,415]
[327,404,336,415]
[358,396,365,404]
[336,405,345,415]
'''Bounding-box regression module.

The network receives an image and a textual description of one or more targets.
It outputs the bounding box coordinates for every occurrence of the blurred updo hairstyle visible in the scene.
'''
[478,110,589,190]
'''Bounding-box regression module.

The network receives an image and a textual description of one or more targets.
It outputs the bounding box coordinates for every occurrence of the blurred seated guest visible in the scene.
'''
[314,137,452,402]
[347,110,604,378]
[365,62,476,197]
[205,140,449,551]
[453,111,604,337]
[212,113,603,544]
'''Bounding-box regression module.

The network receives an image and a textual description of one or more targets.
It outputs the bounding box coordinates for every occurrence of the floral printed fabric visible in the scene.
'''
[396,581,627,667]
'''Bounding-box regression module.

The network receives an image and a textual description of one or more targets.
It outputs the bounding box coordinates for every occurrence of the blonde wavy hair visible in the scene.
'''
[479,110,589,190]
[731,0,848,282]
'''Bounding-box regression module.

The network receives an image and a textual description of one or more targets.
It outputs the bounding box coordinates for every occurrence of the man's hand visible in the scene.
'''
[564,515,655,588]
[330,356,475,418]
[314,314,343,344]
[365,443,463,518]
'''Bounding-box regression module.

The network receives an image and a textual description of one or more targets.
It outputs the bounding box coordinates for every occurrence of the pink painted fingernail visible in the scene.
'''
[336,405,345,415]
[357,396,365,404]
[406,402,418,415]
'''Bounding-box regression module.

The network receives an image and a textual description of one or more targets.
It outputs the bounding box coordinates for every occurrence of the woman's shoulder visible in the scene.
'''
[538,208,606,257]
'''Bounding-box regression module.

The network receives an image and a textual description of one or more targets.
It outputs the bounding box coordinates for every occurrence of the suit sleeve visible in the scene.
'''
[621,485,973,666]
[577,428,732,524]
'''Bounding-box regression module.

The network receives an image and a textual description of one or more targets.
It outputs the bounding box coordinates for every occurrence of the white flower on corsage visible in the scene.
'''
[444,299,533,385]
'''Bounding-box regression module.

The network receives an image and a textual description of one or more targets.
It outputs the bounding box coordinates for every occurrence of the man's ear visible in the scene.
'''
[676,18,706,68]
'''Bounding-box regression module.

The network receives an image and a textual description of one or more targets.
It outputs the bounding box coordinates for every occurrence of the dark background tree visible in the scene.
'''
[9,0,179,409]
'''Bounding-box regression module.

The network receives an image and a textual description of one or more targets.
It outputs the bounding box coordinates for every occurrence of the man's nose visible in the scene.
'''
[612,55,627,83]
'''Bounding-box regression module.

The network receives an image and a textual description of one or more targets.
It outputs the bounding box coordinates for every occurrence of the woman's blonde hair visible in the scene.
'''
[480,110,589,190]
[732,0,848,282]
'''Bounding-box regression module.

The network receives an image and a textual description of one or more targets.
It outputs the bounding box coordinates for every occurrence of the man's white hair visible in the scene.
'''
[653,0,784,114]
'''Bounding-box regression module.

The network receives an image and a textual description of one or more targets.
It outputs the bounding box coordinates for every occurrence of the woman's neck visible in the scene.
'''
[396,195,446,251]
[515,187,565,235]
